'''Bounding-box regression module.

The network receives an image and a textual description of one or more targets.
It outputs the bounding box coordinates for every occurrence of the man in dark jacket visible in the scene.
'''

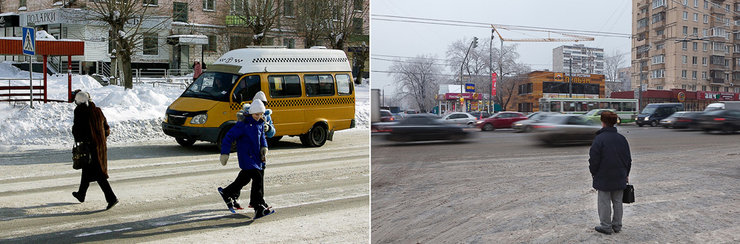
[589,111,631,235]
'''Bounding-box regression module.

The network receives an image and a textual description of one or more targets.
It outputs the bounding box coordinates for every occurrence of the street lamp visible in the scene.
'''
[382,83,392,108]
[460,37,478,112]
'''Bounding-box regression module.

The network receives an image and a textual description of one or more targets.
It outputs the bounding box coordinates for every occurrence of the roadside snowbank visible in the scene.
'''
[0,62,369,150]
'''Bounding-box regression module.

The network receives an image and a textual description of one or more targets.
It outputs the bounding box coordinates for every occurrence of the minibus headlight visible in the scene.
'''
[191,114,208,124]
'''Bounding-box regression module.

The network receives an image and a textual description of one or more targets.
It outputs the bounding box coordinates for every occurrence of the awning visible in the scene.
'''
[166,35,208,45]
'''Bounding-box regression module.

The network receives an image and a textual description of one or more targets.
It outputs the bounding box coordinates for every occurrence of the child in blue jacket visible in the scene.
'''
[218,99,272,218]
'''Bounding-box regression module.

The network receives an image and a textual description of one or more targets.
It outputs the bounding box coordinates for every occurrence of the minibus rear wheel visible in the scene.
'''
[301,124,327,147]
[175,137,196,147]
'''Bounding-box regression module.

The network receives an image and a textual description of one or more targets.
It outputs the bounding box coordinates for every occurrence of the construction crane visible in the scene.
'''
[488,25,595,112]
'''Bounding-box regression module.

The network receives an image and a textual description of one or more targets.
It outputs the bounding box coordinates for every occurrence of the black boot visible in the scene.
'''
[106,199,118,210]
[72,192,84,203]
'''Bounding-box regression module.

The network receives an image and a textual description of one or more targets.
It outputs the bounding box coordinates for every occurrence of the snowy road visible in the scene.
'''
[0,129,369,243]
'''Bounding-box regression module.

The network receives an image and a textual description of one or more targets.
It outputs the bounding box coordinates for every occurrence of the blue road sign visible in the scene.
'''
[465,83,475,92]
[22,27,35,56]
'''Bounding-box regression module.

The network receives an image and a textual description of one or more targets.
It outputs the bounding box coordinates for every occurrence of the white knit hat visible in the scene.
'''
[248,99,266,114]
[253,91,267,103]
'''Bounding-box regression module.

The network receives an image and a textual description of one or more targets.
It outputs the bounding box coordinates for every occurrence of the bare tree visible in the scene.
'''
[230,0,282,46]
[326,0,368,51]
[86,0,166,90]
[604,50,627,97]
[294,0,331,48]
[446,37,530,111]
[390,54,442,113]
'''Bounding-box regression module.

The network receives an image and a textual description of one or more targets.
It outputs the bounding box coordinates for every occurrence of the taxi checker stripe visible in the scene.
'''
[230,97,354,110]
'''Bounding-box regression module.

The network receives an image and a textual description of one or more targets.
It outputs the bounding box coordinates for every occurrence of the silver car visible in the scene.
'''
[530,114,601,145]
[512,112,558,132]
[441,112,477,127]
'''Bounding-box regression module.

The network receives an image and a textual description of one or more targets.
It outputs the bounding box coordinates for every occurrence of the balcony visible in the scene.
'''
[711,77,725,84]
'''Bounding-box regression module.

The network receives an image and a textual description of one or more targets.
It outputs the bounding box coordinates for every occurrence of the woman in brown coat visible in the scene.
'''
[71,90,118,210]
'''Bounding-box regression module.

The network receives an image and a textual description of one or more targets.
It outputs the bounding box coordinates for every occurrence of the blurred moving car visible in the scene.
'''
[584,109,620,125]
[380,109,396,122]
[512,112,557,132]
[697,109,740,133]
[636,103,683,127]
[386,114,469,142]
[530,114,601,145]
[475,111,528,131]
[660,111,702,129]
[441,112,477,127]
[469,111,491,120]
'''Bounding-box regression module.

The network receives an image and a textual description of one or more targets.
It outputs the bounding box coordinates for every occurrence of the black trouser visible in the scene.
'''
[77,177,117,204]
[223,169,265,208]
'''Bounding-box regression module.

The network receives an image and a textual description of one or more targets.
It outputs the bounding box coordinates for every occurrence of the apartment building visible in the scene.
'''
[552,44,605,75]
[0,0,369,77]
[632,0,740,93]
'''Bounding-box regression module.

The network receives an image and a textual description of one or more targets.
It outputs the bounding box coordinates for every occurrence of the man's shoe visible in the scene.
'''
[612,227,621,233]
[594,226,613,235]
[72,192,84,203]
[106,199,118,210]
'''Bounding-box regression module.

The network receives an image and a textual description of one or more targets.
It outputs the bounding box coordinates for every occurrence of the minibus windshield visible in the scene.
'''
[182,72,240,101]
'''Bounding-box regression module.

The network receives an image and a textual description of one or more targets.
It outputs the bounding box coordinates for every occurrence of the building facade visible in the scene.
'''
[0,0,369,78]
[631,0,740,94]
[552,44,605,75]
[510,71,606,112]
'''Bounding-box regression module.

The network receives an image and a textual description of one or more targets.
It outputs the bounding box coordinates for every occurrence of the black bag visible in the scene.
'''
[72,142,91,170]
[623,184,635,204]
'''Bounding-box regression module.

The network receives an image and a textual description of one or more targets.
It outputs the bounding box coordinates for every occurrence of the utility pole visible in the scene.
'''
[489,30,494,113]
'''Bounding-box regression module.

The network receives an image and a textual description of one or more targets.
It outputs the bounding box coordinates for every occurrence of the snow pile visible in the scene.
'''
[0,62,369,150]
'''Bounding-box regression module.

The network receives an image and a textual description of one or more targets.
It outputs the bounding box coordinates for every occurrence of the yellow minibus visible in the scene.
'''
[162,47,356,148]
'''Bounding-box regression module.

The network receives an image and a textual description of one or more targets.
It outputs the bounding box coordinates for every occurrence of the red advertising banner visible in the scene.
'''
[491,72,497,96]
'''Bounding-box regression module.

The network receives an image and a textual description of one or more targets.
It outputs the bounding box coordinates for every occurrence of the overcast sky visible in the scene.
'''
[370,0,633,95]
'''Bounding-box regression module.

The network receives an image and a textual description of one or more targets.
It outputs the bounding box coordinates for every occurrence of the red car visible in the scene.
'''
[475,111,528,131]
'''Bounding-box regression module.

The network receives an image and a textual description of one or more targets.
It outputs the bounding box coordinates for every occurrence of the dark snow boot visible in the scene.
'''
[253,204,274,219]
[217,187,236,213]
[106,199,118,210]
[72,192,84,203]
[233,199,244,210]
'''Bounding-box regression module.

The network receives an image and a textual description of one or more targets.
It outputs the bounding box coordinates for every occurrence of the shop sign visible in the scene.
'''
[698,91,737,101]
[445,93,481,100]
[677,91,686,102]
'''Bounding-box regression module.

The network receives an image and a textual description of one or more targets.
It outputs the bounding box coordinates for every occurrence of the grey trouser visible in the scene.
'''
[598,190,623,230]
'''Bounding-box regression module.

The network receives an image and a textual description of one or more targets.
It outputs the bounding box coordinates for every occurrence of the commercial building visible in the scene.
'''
[0,0,368,78]
[510,71,606,112]
[611,89,739,111]
[631,0,740,94]
[552,44,605,75]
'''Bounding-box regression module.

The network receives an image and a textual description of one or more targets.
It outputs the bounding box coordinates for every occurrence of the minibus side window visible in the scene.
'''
[336,74,352,95]
[268,75,301,98]
[233,75,261,102]
[305,74,335,96]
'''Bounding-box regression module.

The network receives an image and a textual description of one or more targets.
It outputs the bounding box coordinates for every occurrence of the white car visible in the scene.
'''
[441,112,477,127]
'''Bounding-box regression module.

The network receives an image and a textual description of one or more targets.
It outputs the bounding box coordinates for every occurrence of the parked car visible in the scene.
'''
[529,114,601,145]
[697,109,740,133]
[386,114,469,142]
[441,112,478,127]
[469,111,491,120]
[380,109,396,122]
[584,109,620,124]
[475,111,528,131]
[636,103,683,127]
[512,112,557,132]
[392,112,406,121]
[660,111,702,129]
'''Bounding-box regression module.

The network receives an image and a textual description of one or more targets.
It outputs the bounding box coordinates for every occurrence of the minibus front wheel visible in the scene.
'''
[176,137,196,147]
[301,124,327,147]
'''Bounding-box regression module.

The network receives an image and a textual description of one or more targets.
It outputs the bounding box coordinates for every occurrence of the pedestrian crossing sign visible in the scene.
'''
[22,27,35,56]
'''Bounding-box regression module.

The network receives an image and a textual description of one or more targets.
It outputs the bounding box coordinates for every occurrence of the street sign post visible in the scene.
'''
[22,27,35,108]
